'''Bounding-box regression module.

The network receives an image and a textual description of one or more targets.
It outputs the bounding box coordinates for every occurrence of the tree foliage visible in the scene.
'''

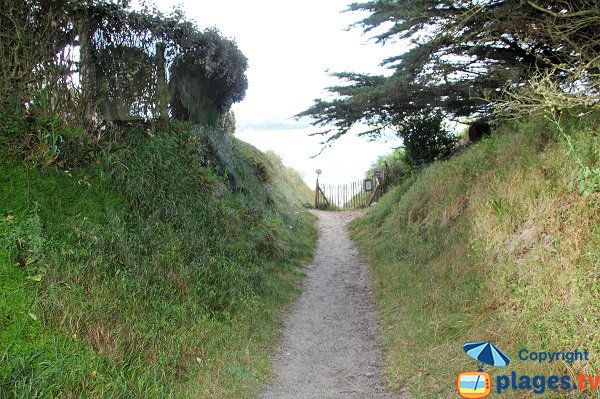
[398,111,456,166]
[0,0,74,104]
[96,45,156,121]
[170,29,248,125]
[0,0,248,126]
[298,0,600,142]
[492,1,600,115]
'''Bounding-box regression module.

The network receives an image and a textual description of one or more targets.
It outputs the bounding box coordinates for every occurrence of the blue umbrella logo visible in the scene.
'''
[458,342,509,398]
[463,341,511,370]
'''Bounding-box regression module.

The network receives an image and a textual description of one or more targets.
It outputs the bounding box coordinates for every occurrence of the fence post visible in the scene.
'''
[315,179,319,209]
[313,169,396,210]
[156,42,169,128]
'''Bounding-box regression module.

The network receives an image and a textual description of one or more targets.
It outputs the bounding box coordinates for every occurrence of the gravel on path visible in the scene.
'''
[260,210,409,399]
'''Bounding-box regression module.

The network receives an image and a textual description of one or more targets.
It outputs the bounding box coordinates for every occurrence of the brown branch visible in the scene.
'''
[527,2,600,18]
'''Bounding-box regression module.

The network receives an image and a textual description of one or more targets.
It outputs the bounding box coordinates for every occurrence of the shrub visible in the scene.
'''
[397,111,457,167]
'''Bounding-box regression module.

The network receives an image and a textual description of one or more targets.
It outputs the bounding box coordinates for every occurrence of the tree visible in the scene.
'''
[169,29,248,125]
[298,1,600,143]
[0,0,74,107]
[398,111,456,166]
[96,45,156,121]
[0,0,249,128]
[491,1,600,116]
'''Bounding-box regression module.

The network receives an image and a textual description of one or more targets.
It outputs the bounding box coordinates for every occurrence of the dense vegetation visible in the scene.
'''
[0,122,316,398]
[351,111,599,398]
[0,1,317,397]
[0,0,247,130]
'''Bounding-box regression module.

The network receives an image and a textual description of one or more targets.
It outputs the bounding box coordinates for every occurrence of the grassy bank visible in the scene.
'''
[351,113,599,398]
[0,124,316,398]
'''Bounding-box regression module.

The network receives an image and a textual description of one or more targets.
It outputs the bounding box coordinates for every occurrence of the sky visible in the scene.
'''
[153,0,405,185]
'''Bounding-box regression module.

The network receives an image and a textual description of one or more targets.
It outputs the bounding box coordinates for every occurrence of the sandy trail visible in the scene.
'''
[260,210,407,399]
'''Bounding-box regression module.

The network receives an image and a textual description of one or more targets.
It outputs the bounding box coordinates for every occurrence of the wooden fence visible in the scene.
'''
[315,167,390,210]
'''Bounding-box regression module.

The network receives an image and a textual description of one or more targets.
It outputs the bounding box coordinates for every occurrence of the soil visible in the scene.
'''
[260,210,409,399]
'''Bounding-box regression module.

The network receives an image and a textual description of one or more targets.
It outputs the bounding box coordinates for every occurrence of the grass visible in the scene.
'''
[350,111,600,398]
[0,123,316,398]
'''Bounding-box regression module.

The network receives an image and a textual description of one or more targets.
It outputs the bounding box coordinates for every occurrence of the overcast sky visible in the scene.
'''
[154,0,405,185]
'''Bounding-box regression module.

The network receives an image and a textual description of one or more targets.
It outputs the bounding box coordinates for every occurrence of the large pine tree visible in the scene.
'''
[299,1,600,142]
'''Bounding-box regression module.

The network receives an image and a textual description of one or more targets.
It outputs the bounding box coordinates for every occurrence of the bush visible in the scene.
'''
[397,111,456,166]
[467,119,491,142]
[368,149,410,185]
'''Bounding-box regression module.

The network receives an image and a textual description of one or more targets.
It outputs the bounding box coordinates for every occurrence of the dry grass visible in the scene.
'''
[351,113,600,398]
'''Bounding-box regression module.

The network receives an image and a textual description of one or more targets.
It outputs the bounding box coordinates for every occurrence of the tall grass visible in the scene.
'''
[0,123,316,398]
[351,111,600,398]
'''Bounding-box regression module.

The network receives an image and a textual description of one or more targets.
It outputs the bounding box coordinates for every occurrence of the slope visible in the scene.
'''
[350,112,600,398]
[0,122,316,398]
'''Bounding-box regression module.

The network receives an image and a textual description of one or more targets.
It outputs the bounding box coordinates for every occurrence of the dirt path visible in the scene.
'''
[260,210,407,399]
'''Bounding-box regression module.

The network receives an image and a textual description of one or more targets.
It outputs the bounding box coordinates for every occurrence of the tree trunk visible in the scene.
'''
[78,14,96,124]
[155,42,169,128]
